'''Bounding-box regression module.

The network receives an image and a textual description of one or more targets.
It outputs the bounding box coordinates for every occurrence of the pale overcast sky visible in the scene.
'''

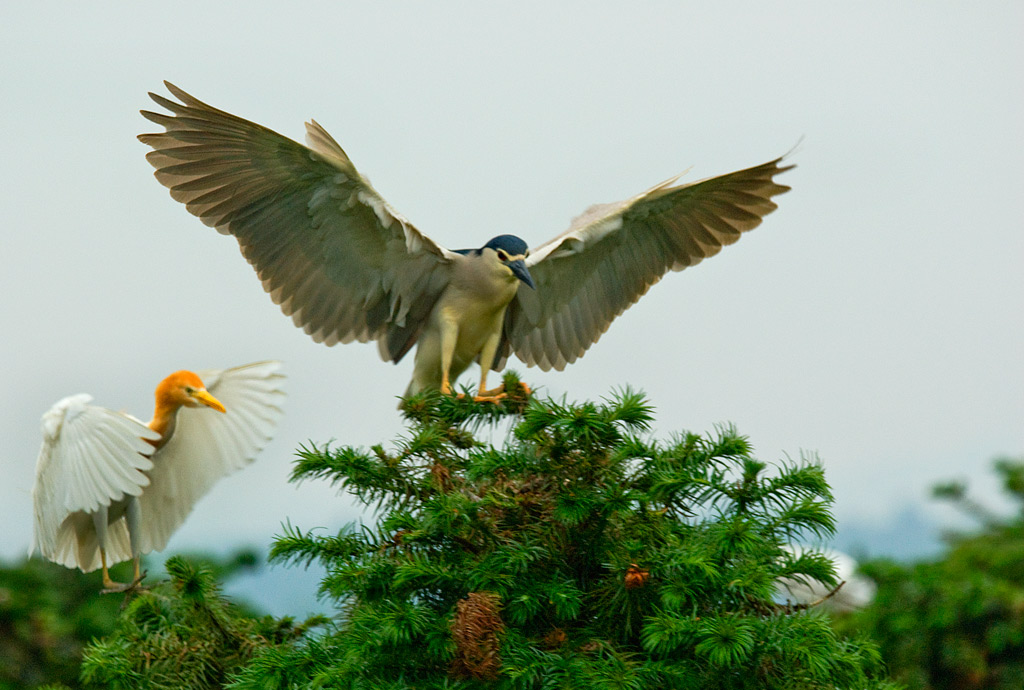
[2,3,1021,610]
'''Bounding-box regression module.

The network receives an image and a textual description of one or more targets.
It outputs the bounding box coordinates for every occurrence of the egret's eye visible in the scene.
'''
[497,250,508,262]
[184,386,195,395]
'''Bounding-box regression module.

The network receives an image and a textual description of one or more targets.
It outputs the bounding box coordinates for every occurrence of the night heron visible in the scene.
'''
[31,361,285,591]
[140,83,792,402]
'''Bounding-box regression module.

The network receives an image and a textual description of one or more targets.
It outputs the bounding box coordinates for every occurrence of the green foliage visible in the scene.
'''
[842,457,1024,690]
[1,548,264,690]
[0,557,132,690]
[78,555,326,690]
[230,378,895,689]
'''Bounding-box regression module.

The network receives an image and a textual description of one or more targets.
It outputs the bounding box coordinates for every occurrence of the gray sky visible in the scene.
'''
[2,2,1021,585]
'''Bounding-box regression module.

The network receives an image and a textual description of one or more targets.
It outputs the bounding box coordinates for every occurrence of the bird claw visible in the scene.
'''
[456,390,506,403]
[100,570,148,595]
[456,381,531,404]
[471,383,508,404]
[473,392,508,404]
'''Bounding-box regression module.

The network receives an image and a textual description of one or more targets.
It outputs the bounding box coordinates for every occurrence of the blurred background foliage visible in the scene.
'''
[0,549,262,690]
[839,457,1024,690]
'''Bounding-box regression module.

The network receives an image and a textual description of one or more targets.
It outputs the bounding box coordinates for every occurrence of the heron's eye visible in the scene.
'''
[497,250,508,262]
[184,386,195,395]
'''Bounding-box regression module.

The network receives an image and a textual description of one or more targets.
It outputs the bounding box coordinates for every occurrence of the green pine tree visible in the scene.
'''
[215,375,895,689]
[78,556,325,690]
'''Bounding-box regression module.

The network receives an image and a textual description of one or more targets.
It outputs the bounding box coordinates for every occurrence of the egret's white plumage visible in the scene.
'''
[31,361,285,589]
[134,363,286,554]
[139,83,791,399]
[32,395,160,571]
[776,545,877,612]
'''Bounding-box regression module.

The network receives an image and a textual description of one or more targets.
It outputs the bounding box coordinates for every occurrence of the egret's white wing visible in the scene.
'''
[31,394,159,570]
[139,83,456,362]
[135,361,286,553]
[499,157,793,370]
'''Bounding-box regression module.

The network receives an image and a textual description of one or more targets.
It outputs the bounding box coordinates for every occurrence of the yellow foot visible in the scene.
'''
[468,383,507,404]
[457,381,532,404]
[100,570,147,595]
[473,392,508,403]
[486,381,532,400]
[456,390,506,403]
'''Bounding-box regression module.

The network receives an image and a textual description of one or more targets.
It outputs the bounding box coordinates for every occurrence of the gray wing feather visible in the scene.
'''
[498,157,792,371]
[139,83,455,361]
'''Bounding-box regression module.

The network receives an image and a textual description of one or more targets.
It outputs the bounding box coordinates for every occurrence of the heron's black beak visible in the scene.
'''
[510,259,535,289]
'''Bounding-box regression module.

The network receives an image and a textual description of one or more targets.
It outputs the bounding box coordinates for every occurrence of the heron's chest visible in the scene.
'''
[447,259,521,312]
[432,273,518,349]
[436,279,517,332]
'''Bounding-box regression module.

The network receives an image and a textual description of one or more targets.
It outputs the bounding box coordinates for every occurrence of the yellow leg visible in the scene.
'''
[132,556,143,585]
[439,316,457,396]
[472,334,507,403]
[100,549,127,592]
[99,551,146,594]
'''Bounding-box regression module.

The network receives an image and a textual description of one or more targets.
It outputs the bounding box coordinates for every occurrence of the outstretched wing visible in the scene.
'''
[31,394,160,569]
[135,361,286,553]
[499,157,793,371]
[139,83,457,362]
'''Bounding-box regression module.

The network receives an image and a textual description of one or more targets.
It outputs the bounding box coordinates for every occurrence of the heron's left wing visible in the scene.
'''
[139,83,457,363]
[498,157,793,371]
[136,361,285,553]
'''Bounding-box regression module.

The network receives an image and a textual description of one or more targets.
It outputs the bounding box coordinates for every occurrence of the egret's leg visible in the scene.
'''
[125,497,145,587]
[93,508,124,591]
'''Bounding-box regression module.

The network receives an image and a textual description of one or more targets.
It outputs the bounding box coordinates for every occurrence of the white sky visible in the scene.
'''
[2,2,1021,585]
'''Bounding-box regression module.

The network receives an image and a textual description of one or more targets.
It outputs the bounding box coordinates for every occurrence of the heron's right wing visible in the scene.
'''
[500,157,792,371]
[31,394,159,565]
[139,83,456,362]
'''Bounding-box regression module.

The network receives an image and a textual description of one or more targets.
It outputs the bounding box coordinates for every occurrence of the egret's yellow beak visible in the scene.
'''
[192,389,226,413]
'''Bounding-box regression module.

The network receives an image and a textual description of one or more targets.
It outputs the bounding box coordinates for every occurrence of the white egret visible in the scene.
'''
[776,546,877,612]
[31,361,285,591]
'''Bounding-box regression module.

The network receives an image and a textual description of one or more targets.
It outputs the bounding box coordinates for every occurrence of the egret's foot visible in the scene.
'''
[100,581,129,594]
[100,570,148,595]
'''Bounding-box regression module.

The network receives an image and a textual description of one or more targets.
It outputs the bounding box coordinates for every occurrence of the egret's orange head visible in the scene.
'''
[154,370,226,413]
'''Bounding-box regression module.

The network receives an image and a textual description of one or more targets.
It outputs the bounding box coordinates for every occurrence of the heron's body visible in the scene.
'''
[139,83,793,399]
[31,362,285,591]
[408,244,528,397]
